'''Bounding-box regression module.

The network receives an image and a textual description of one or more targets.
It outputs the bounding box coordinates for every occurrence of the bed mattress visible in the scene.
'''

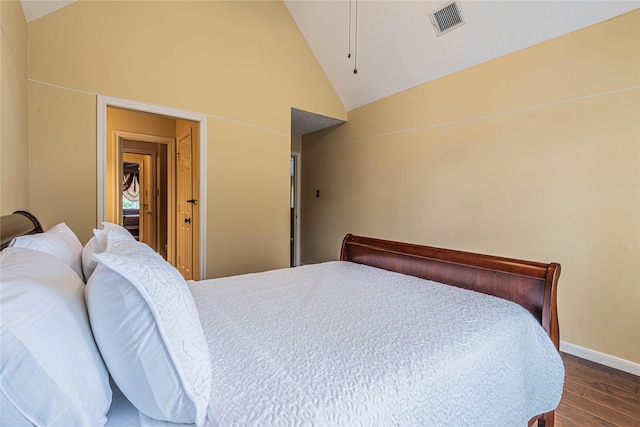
[106,261,564,426]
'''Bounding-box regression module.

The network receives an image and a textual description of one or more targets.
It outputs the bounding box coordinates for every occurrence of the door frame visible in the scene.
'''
[120,139,166,255]
[117,133,174,261]
[97,95,208,278]
[291,151,301,266]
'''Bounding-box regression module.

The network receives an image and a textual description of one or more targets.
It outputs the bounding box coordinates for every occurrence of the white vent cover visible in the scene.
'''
[429,1,465,36]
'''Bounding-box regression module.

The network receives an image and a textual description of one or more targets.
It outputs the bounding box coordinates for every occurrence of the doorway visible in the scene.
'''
[113,132,172,261]
[98,97,207,279]
[121,157,144,242]
[122,148,160,253]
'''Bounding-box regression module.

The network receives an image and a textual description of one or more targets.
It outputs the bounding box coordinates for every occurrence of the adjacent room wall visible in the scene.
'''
[1,0,29,214]
[26,0,346,277]
[302,11,640,364]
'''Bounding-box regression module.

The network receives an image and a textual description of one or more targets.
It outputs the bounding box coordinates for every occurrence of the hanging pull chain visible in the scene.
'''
[348,0,352,59]
[347,0,358,74]
[353,0,358,74]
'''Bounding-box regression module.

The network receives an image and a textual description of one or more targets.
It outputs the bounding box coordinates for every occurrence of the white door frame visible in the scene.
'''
[97,95,208,279]
[291,151,302,266]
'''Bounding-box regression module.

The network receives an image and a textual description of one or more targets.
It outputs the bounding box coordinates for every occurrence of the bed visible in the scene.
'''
[0,211,564,427]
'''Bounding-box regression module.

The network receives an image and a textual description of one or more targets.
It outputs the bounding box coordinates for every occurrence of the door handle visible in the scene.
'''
[187,199,197,204]
[184,218,191,224]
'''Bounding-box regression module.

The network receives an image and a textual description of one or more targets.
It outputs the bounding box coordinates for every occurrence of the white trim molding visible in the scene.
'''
[291,151,302,266]
[97,95,208,279]
[560,341,640,376]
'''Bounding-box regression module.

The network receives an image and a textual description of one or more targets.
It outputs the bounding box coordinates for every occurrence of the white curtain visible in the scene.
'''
[122,173,140,202]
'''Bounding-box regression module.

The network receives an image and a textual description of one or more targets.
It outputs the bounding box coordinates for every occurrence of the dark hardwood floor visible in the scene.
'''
[554,352,640,427]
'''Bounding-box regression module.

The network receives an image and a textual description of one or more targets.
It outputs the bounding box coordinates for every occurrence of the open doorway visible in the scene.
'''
[290,108,345,267]
[121,158,143,241]
[112,133,171,260]
[99,100,205,279]
[122,149,160,253]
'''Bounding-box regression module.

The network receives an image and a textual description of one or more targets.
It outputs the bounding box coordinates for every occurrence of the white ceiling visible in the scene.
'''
[284,0,639,111]
[20,0,75,23]
[20,0,639,128]
[291,108,346,134]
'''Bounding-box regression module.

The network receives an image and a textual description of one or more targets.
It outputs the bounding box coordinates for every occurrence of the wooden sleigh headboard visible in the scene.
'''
[0,211,44,250]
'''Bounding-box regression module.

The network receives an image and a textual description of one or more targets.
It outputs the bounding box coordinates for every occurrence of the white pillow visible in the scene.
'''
[94,222,134,244]
[10,222,83,280]
[81,235,103,281]
[0,248,112,426]
[82,222,135,281]
[86,233,211,426]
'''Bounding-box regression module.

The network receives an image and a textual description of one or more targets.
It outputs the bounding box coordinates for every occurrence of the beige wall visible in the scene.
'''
[28,82,97,242]
[302,11,640,363]
[1,1,29,214]
[26,0,346,277]
[291,133,302,152]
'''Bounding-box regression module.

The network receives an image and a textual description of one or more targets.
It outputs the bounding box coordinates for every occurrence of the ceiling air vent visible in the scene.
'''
[429,1,465,36]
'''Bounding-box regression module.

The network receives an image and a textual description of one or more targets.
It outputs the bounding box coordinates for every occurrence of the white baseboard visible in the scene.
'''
[560,341,640,376]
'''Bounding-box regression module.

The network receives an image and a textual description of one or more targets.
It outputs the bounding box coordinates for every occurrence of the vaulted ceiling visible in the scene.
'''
[20,0,638,115]
[283,0,638,111]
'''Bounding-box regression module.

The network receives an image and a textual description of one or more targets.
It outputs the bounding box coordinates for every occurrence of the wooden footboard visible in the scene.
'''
[340,234,560,346]
[340,234,561,426]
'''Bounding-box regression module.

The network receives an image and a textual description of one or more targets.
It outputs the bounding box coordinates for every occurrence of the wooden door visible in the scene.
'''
[176,129,194,279]
[140,153,157,250]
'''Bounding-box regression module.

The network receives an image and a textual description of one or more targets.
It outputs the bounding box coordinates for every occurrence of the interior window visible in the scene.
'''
[122,196,139,210]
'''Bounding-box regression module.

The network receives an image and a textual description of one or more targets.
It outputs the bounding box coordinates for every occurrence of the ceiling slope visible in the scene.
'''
[284,0,639,111]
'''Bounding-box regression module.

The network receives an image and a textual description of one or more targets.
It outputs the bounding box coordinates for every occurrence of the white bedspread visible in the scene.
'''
[105,261,563,426]
[181,261,564,427]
